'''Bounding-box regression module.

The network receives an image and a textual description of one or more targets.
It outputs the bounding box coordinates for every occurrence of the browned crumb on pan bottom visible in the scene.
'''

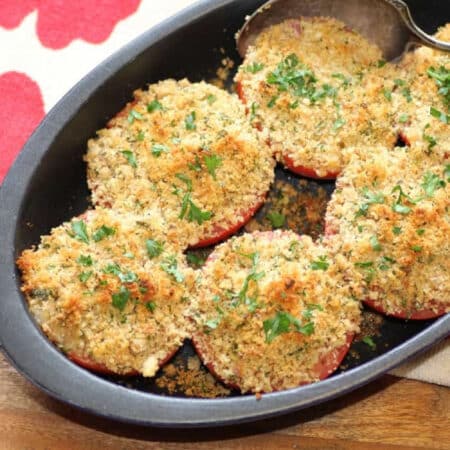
[244,178,329,239]
[354,310,384,342]
[155,355,231,398]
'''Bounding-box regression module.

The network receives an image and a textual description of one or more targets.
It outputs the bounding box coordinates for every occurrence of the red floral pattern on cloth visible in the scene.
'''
[0,0,141,49]
[0,72,45,183]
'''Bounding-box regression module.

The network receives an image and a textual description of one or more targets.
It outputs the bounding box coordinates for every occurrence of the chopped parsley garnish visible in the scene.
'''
[427,66,450,109]
[145,301,156,312]
[121,150,137,168]
[266,211,286,228]
[411,245,422,252]
[234,252,265,310]
[92,225,116,242]
[355,187,385,217]
[206,94,217,104]
[263,311,314,344]
[444,164,450,181]
[421,172,445,197]
[399,113,409,123]
[302,303,323,320]
[362,336,376,350]
[379,256,396,271]
[392,226,402,235]
[175,173,212,224]
[136,131,145,141]
[391,184,421,214]
[77,254,93,266]
[151,143,169,157]
[146,239,164,259]
[250,102,259,121]
[245,62,264,73]
[430,106,450,124]
[205,317,221,330]
[377,60,387,68]
[127,109,143,124]
[369,235,382,252]
[267,53,331,103]
[355,261,374,268]
[416,228,426,236]
[78,271,93,283]
[160,255,185,282]
[186,253,205,267]
[185,111,197,130]
[332,73,351,88]
[392,203,411,214]
[267,95,279,108]
[188,155,202,172]
[333,116,346,131]
[204,154,223,179]
[310,255,329,271]
[354,261,376,282]
[103,263,137,283]
[383,88,392,101]
[147,99,163,113]
[112,286,131,311]
[70,220,89,244]
[423,125,437,152]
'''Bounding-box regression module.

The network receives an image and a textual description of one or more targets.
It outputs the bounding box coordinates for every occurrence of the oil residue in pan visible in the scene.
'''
[100,164,436,398]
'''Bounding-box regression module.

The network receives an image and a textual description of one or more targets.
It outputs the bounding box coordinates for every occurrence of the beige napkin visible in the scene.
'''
[1,0,448,387]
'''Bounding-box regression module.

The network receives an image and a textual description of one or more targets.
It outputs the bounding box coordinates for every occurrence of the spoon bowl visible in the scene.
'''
[236,0,450,60]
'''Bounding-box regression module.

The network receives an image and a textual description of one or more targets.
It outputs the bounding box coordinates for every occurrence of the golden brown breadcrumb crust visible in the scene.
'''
[17,208,196,376]
[85,79,275,247]
[192,230,361,393]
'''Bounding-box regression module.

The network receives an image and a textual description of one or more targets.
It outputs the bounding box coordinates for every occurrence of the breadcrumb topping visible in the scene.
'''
[192,230,361,393]
[235,17,396,177]
[17,208,196,375]
[85,79,275,247]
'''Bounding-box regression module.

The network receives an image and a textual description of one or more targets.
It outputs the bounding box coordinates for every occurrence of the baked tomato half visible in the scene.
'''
[191,198,265,249]
[364,299,447,321]
[283,154,340,180]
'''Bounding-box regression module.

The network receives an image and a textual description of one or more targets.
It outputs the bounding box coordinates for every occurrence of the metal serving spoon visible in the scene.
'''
[236,0,450,60]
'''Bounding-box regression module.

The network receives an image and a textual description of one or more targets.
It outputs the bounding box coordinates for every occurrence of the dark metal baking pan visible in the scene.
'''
[0,0,449,427]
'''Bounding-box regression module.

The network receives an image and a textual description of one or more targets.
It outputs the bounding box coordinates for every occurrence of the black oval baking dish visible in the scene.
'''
[0,0,449,428]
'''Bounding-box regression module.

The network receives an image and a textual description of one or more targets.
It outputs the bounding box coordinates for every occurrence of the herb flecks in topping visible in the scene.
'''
[77,254,93,266]
[310,255,329,271]
[185,111,197,130]
[121,150,137,168]
[151,143,169,157]
[369,235,382,252]
[92,225,116,242]
[362,336,376,350]
[127,109,143,124]
[112,286,131,311]
[146,239,164,259]
[79,271,93,283]
[160,255,185,282]
[421,172,445,197]
[427,66,450,109]
[245,62,264,73]
[355,187,384,217]
[430,107,450,124]
[204,154,223,180]
[263,311,314,344]
[70,220,89,244]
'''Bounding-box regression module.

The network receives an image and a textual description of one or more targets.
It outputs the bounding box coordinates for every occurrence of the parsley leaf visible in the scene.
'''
[92,225,116,242]
[186,253,205,267]
[70,220,89,244]
[266,211,286,228]
[245,62,264,73]
[112,286,131,311]
[427,66,450,109]
[204,154,223,179]
[127,109,143,124]
[185,111,197,130]
[430,106,450,124]
[310,255,329,271]
[188,200,212,224]
[206,94,217,105]
[121,150,137,168]
[147,99,163,113]
[146,239,164,259]
[370,235,382,252]
[145,301,156,312]
[151,143,169,157]
[355,187,385,217]
[160,255,185,282]
[263,311,314,343]
[77,254,93,266]
[78,271,93,283]
[444,164,450,181]
[362,336,376,350]
[421,172,445,197]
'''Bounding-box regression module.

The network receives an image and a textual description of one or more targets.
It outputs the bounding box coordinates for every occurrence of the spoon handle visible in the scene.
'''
[386,0,450,52]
